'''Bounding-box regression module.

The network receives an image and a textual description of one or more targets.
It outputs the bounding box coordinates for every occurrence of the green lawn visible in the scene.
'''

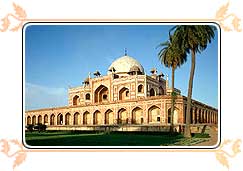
[25,131,188,146]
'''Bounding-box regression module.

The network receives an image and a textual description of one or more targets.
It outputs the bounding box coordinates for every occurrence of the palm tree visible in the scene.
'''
[172,25,215,138]
[158,33,187,133]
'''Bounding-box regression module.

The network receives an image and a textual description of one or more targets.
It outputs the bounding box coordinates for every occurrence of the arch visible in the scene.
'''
[148,105,160,123]
[93,110,102,125]
[168,107,179,124]
[44,114,48,124]
[159,86,165,95]
[149,88,155,96]
[104,109,114,125]
[194,108,198,124]
[37,115,42,124]
[73,112,80,125]
[131,107,143,124]
[94,85,109,103]
[32,115,36,125]
[57,113,63,125]
[119,87,129,101]
[50,114,55,125]
[83,111,90,125]
[118,108,128,124]
[65,113,71,125]
[85,93,90,100]
[138,84,144,93]
[73,95,79,106]
[27,116,31,125]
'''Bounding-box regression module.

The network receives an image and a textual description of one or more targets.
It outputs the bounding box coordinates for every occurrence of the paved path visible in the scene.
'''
[194,126,218,146]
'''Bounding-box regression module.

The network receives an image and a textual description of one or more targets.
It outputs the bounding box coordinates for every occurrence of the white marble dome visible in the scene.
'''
[108,55,144,74]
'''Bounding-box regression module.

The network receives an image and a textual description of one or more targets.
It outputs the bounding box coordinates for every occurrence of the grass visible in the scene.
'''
[25,131,210,146]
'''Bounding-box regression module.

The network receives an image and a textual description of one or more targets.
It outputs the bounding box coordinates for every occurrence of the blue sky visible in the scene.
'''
[25,24,218,110]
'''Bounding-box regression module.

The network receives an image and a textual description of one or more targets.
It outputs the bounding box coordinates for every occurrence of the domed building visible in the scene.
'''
[25,54,218,132]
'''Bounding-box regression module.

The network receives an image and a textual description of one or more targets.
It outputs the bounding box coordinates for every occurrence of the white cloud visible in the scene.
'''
[25,82,67,110]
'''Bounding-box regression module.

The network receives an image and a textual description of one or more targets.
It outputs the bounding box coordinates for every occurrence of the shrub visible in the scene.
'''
[26,124,34,132]
[34,124,47,132]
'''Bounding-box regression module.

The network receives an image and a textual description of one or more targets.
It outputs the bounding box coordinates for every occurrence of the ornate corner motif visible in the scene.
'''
[0,139,27,170]
[215,139,241,170]
[0,3,27,32]
[215,1,242,32]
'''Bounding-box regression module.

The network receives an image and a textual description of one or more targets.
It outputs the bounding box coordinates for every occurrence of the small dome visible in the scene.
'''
[108,55,144,74]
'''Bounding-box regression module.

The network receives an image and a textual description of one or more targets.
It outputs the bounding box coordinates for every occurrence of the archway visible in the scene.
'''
[44,114,48,125]
[149,88,155,96]
[159,86,165,95]
[27,116,31,125]
[85,93,90,100]
[65,113,71,125]
[94,85,109,103]
[50,114,55,125]
[57,113,63,125]
[148,106,160,123]
[93,110,102,125]
[119,87,129,101]
[73,95,79,105]
[104,109,114,125]
[73,112,80,125]
[131,107,143,124]
[38,115,42,124]
[138,85,144,93]
[118,108,128,124]
[168,107,179,124]
[83,111,90,125]
[32,115,36,125]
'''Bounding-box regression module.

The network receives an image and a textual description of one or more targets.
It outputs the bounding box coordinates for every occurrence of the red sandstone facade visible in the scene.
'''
[25,55,218,131]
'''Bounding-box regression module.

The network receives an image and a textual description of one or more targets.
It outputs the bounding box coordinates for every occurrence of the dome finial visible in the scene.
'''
[124,48,127,56]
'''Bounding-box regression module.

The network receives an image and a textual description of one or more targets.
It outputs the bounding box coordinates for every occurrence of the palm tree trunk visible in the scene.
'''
[184,49,196,138]
[170,66,175,133]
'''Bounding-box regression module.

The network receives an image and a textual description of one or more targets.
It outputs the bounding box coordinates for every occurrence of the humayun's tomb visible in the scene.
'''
[25,54,218,132]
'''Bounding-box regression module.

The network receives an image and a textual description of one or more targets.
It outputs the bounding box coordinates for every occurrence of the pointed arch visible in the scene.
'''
[65,113,71,125]
[37,115,42,124]
[138,84,144,93]
[73,112,80,125]
[27,116,31,125]
[32,115,36,125]
[44,114,48,124]
[83,111,90,125]
[94,85,109,103]
[131,107,143,124]
[148,105,160,123]
[104,109,114,125]
[119,87,129,101]
[73,95,79,105]
[149,88,155,96]
[50,114,55,125]
[118,108,128,124]
[93,110,102,125]
[85,93,90,100]
[57,113,63,125]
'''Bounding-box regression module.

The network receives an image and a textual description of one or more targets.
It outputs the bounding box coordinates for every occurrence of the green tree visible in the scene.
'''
[172,25,215,137]
[158,33,187,133]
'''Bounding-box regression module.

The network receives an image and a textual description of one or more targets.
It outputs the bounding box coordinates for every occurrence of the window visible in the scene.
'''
[138,85,143,93]
[85,93,90,100]
[73,95,79,105]
[103,94,108,100]
[157,117,160,122]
